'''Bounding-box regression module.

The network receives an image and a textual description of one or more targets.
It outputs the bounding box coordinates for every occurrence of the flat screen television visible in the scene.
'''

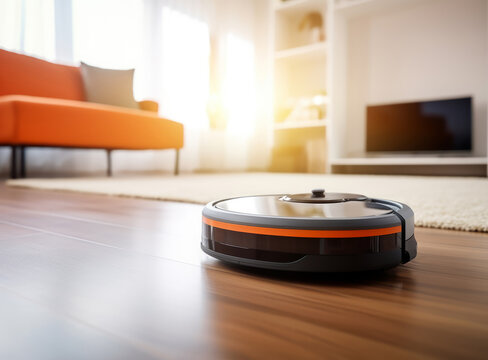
[366,97,472,153]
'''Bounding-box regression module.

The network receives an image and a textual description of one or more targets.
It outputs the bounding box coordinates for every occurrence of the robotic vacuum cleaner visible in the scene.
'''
[201,189,416,272]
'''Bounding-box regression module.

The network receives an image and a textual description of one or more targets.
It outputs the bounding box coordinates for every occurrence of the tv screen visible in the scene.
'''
[366,97,472,152]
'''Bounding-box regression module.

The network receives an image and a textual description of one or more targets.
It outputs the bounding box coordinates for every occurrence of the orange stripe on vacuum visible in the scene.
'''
[203,217,401,238]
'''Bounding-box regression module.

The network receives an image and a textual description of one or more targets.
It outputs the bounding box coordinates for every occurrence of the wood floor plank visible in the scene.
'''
[0,286,162,360]
[0,202,204,266]
[0,184,487,359]
[0,232,220,359]
[0,222,38,240]
[0,185,197,228]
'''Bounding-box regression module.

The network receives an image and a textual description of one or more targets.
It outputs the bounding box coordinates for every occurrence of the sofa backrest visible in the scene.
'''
[0,49,85,101]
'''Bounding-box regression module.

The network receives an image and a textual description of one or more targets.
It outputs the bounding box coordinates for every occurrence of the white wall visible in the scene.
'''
[345,0,487,157]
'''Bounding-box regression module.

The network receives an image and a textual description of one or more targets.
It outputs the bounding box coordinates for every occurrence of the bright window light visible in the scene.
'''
[72,0,143,69]
[0,0,55,60]
[0,0,22,52]
[158,5,210,129]
[223,33,256,136]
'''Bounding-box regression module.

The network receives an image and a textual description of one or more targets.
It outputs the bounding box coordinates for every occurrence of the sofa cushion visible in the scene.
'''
[0,49,85,101]
[0,95,183,149]
[80,62,138,109]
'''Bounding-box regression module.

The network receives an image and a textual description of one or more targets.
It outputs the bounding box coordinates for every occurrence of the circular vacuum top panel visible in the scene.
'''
[281,189,367,203]
[214,193,393,219]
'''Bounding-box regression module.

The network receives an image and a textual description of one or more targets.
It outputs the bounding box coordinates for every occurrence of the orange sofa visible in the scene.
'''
[0,49,183,178]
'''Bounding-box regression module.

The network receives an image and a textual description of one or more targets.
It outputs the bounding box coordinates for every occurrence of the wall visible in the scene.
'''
[345,0,487,157]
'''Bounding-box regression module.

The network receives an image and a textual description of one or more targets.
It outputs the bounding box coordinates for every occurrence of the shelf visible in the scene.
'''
[275,0,328,16]
[274,119,327,130]
[334,0,373,11]
[331,157,488,166]
[275,42,327,60]
[335,0,424,18]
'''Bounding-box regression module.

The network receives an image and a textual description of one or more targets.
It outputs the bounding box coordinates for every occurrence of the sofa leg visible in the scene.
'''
[107,149,112,177]
[10,146,17,179]
[20,146,26,178]
[174,149,180,175]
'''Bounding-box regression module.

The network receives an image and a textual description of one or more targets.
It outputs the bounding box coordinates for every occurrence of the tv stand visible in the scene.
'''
[331,157,487,177]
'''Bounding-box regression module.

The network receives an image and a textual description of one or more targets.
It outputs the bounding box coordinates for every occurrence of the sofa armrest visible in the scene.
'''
[138,100,159,113]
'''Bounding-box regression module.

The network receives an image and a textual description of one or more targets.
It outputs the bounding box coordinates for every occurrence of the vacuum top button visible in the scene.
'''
[311,189,325,198]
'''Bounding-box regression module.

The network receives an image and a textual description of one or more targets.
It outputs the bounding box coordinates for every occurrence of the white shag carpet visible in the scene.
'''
[6,173,488,233]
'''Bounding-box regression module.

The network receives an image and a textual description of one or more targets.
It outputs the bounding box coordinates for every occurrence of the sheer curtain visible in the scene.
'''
[0,0,55,60]
[217,0,272,172]
[72,0,144,69]
[138,0,269,172]
[137,0,212,172]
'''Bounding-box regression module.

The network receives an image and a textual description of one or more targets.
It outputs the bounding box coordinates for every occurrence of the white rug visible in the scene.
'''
[6,173,488,232]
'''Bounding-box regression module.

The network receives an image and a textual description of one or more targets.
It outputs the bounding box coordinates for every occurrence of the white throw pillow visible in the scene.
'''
[80,62,138,109]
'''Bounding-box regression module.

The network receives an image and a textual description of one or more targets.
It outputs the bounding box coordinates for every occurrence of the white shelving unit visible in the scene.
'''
[271,0,332,173]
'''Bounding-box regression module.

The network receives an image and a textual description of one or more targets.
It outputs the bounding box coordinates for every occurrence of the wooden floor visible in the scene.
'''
[0,184,487,359]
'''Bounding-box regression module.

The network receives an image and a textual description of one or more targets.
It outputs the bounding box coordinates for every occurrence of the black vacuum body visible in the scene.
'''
[201,190,416,272]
